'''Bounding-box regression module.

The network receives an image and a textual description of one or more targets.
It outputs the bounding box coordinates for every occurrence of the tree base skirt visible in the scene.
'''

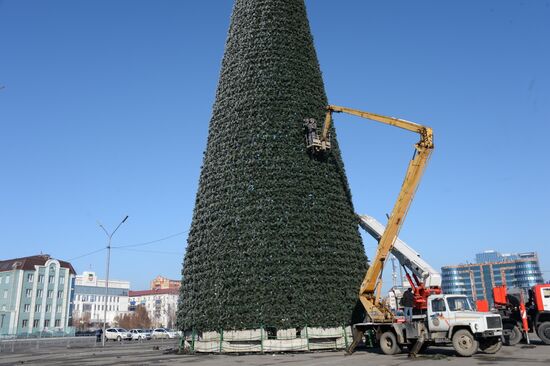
[182,326,353,353]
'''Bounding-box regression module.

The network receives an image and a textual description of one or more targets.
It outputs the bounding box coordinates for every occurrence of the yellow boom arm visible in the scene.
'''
[322,105,434,322]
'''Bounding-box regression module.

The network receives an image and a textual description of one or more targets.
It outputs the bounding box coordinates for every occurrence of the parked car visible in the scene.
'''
[169,329,183,337]
[151,328,178,339]
[104,328,132,341]
[129,329,151,340]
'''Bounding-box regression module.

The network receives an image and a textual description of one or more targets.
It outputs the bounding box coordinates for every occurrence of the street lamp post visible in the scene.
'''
[98,215,128,347]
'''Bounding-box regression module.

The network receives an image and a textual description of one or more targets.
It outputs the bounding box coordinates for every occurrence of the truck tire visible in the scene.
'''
[452,329,479,357]
[537,322,550,345]
[503,324,522,346]
[379,331,400,355]
[479,338,502,354]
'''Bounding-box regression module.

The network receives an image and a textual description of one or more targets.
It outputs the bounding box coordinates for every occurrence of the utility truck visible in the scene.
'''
[355,215,504,356]
[307,105,503,356]
[487,284,550,345]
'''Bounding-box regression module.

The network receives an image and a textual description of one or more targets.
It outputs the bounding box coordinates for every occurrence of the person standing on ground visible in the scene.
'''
[95,328,103,343]
[402,288,415,322]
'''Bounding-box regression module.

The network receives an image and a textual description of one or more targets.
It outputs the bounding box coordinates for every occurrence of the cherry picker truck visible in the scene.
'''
[307,105,503,357]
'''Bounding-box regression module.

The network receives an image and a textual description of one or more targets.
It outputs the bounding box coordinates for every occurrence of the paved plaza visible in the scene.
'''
[1,337,549,366]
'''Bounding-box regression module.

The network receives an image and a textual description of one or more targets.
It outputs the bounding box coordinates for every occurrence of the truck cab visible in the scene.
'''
[428,295,502,337]
[423,294,503,355]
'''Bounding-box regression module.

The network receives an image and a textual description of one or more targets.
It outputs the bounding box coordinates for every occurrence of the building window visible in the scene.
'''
[38,275,44,283]
[33,319,39,328]
[57,290,63,299]
[46,304,51,312]
[2,290,7,299]
[44,319,50,327]
[49,276,55,284]
[27,273,34,282]
[26,289,32,297]
[59,277,65,285]
[5,275,9,284]
[37,289,43,298]
[57,304,62,313]
[47,290,53,298]
[55,319,60,327]
[22,319,28,328]
[24,304,31,312]
[35,304,41,312]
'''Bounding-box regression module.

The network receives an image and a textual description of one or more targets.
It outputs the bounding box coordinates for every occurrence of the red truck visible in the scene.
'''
[482,284,550,345]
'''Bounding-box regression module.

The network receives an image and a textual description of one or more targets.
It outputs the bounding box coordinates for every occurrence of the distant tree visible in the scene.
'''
[133,305,151,329]
[114,313,131,329]
[73,312,92,331]
[165,304,176,329]
[113,306,151,329]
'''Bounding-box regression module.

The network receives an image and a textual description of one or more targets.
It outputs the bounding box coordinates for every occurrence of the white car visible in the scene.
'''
[151,328,178,339]
[105,328,132,341]
[129,329,151,340]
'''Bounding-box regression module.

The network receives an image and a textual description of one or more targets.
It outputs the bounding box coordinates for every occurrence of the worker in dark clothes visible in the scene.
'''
[95,328,103,342]
[402,288,415,322]
[304,118,318,147]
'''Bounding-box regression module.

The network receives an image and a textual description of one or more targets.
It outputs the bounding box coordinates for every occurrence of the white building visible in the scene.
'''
[72,271,130,327]
[128,289,178,328]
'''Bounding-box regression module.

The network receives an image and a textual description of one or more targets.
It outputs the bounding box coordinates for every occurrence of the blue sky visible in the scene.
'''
[1,0,548,291]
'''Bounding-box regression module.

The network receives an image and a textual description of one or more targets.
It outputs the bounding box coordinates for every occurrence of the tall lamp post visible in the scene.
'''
[99,215,128,347]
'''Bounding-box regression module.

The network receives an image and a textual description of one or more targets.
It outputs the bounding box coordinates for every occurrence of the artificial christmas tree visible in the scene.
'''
[178,0,366,331]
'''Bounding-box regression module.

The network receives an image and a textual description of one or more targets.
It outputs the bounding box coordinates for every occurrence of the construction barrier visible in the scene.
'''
[180,325,352,353]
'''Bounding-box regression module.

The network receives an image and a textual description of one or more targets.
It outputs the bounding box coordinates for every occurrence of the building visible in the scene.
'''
[475,250,526,264]
[0,254,75,335]
[72,271,130,327]
[442,251,544,305]
[150,275,180,291]
[128,288,178,329]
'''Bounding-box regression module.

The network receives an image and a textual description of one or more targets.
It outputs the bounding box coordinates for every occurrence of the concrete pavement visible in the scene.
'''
[0,338,549,365]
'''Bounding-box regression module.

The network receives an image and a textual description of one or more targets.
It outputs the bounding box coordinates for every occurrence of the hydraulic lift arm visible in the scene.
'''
[358,215,441,289]
[311,105,434,322]
[358,215,442,310]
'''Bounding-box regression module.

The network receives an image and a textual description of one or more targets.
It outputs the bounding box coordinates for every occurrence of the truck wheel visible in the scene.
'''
[479,338,502,354]
[379,331,400,355]
[538,323,550,345]
[452,329,479,357]
[503,324,522,346]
